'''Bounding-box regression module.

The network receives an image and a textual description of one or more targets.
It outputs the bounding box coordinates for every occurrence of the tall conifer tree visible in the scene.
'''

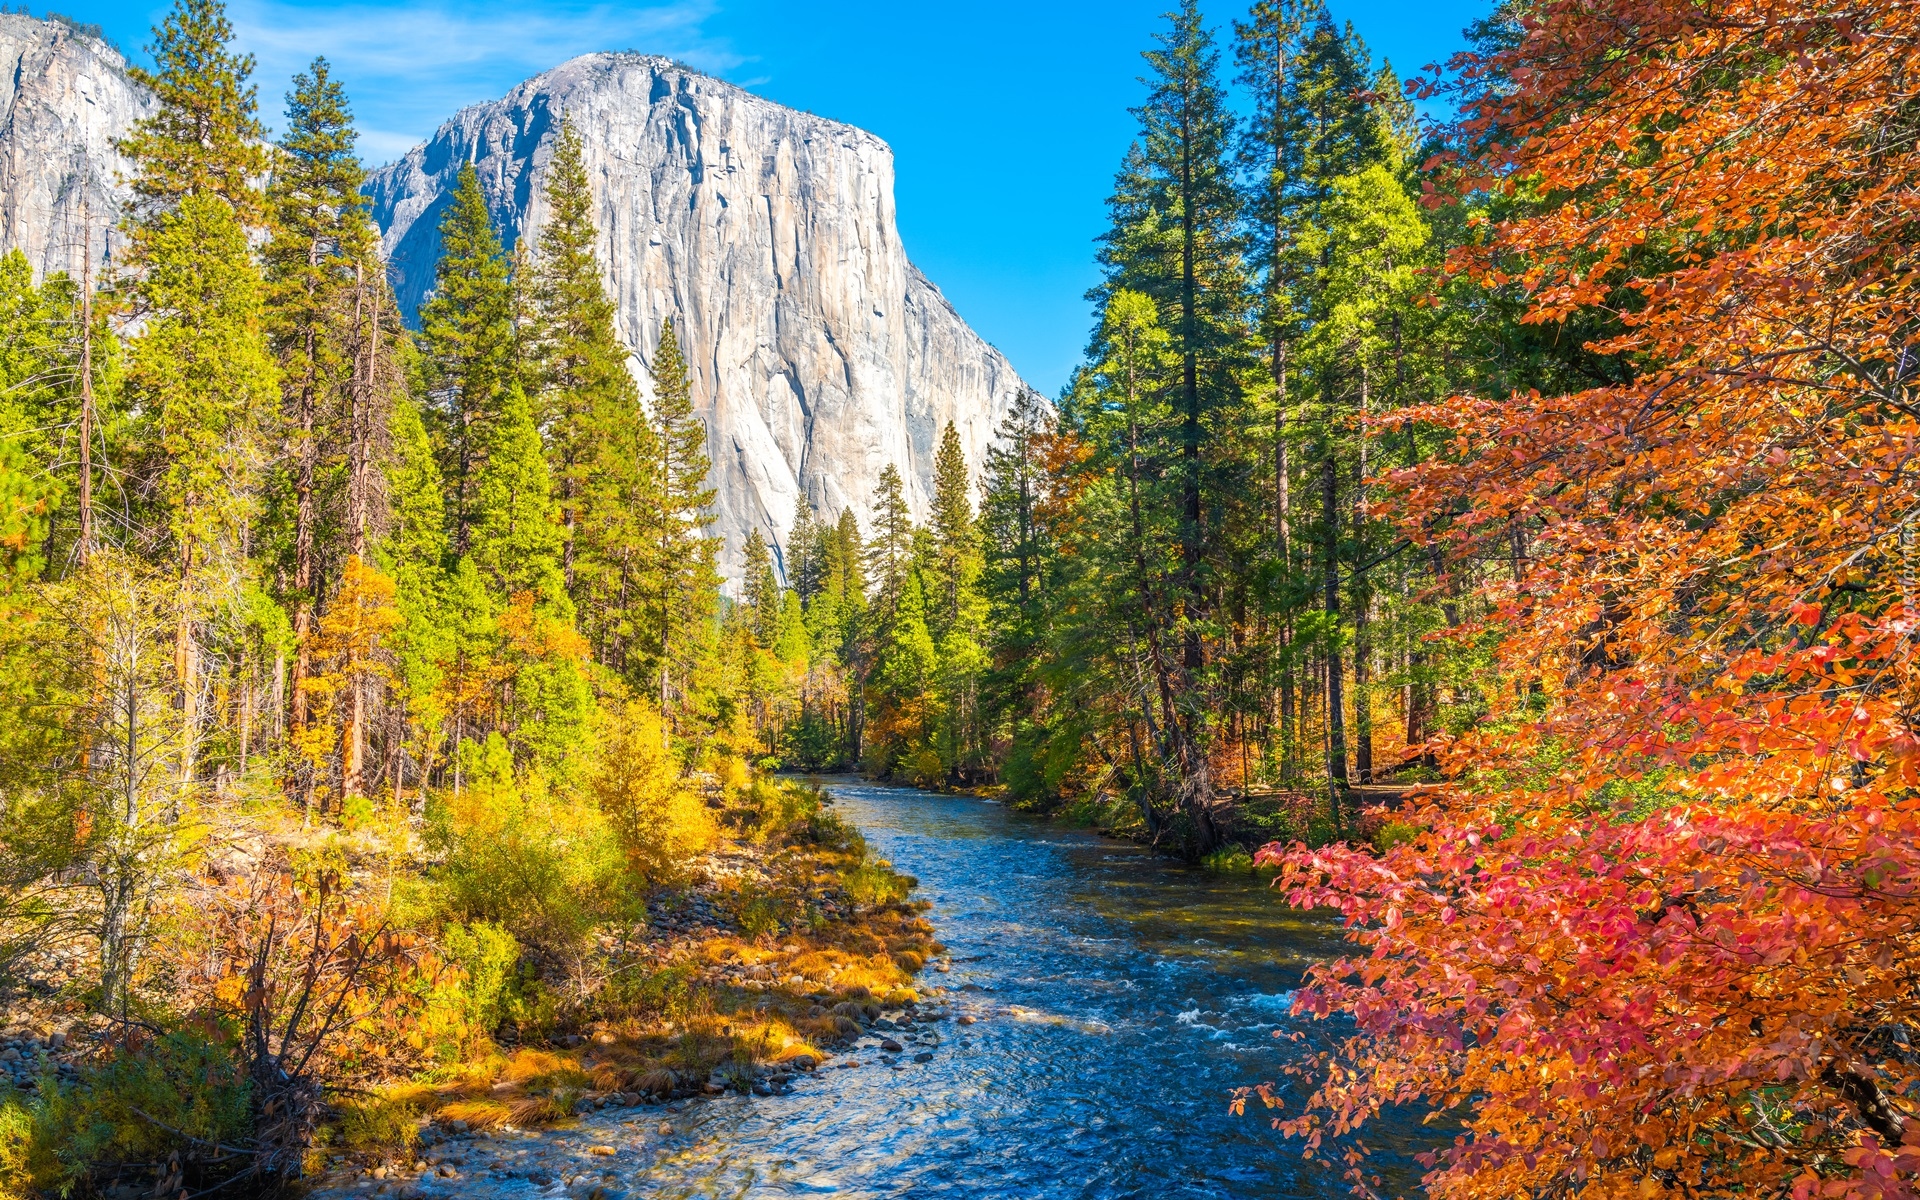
[118,0,276,782]
[647,317,716,721]
[1091,0,1247,846]
[527,119,638,592]
[927,421,978,632]
[266,58,382,804]
[420,165,515,554]
[865,464,913,620]
[120,0,268,229]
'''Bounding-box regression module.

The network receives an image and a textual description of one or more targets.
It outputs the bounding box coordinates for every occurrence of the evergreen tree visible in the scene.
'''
[379,396,450,804]
[824,507,867,612]
[927,421,979,632]
[574,384,662,683]
[741,528,780,648]
[865,464,913,619]
[469,386,565,604]
[123,193,276,780]
[787,502,820,605]
[420,165,515,553]
[266,58,384,801]
[647,317,717,720]
[119,0,268,228]
[1088,0,1249,846]
[527,118,637,592]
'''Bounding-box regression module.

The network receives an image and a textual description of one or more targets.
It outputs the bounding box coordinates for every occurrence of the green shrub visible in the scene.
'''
[0,1094,32,1200]
[427,734,628,949]
[1201,846,1255,873]
[30,1028,251,1193]
[336,1094,419,1159]
[844,856,913,909]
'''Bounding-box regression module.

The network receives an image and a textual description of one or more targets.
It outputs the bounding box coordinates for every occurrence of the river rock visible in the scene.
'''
[879,1038,904,1053]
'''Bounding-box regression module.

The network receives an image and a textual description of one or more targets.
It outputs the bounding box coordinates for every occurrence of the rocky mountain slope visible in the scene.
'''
[366,53,1025,581]
[0,13,1027,584]
[0,13,152,284]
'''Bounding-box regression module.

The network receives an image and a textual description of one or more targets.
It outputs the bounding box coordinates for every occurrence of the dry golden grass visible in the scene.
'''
[436,1100,511,1129]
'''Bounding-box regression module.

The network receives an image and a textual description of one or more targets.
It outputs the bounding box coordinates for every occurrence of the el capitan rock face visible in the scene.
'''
[0,13,153,284]
[0,22,1026,585]
[364,53,1027,582]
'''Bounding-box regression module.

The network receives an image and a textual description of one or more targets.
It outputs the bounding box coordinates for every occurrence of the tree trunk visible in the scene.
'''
[1323,453,1349,800]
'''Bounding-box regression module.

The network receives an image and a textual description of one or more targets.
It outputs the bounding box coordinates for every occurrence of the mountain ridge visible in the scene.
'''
[0,19,1027,584]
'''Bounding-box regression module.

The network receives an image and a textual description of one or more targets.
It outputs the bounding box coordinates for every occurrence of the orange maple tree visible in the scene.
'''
[1256,1,1920,1197]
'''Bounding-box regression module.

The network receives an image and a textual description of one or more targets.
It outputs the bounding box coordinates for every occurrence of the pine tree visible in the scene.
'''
[742,528,780,648]
[574,385,662,682]
[787,502,820,605]
[420,165,515,553]
[824,507,867,612]
[1089,0,1248,847]
[527,118,638,592]
[469,386,565,604]
[865,464,913,619]
[379,396,450,805]
[1097,0,1249,676]
[124,194,277,780]
[647,317,716,720]
[927,421,978,633]
[119,0,268,228]
[266,58,382,803]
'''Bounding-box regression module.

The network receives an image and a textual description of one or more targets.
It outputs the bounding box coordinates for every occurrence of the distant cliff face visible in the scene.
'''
[365,54,1026,582]
[0,14,151,283]
[0,24,1025,585]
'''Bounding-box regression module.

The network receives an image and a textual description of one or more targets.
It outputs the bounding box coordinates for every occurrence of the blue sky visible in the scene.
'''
[68,0,1486,394]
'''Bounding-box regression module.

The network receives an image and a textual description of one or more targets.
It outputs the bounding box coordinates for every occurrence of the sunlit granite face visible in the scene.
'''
[365,53,1028,586]
[0,22,1027,588]
[0,14,153,284]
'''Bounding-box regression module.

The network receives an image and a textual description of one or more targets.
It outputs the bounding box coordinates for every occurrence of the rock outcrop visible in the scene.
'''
[0,21,1026,584]
[365,54,1026,582]
[0,13,151,284]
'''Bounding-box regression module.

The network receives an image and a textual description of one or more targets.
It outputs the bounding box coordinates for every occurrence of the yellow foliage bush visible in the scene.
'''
[592,701,715,885]
[427,734,625,949]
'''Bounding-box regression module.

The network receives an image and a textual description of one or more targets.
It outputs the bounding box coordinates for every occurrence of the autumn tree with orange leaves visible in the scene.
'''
[1256,0,1920,1196]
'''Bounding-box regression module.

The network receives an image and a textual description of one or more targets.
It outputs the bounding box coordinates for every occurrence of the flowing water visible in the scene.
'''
[342,779,1415,1200]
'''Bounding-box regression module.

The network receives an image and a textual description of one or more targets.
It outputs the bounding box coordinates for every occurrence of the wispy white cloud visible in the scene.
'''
[227,0,746,163]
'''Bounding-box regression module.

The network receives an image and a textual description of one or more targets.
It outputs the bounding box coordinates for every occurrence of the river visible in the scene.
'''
[346,778,1410,1199]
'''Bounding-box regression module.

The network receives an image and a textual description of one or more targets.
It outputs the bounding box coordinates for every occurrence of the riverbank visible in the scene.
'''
[299,777,945,1197]
[0,776,945,1200]
[313,778,1396,1200]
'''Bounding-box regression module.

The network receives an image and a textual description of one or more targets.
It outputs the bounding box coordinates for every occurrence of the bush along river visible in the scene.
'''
[324,779,1413,1199]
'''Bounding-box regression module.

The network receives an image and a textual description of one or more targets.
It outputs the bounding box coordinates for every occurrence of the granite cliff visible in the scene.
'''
[0,21,1026,583]
[366,53,1025,582]
[0,13,152,283]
